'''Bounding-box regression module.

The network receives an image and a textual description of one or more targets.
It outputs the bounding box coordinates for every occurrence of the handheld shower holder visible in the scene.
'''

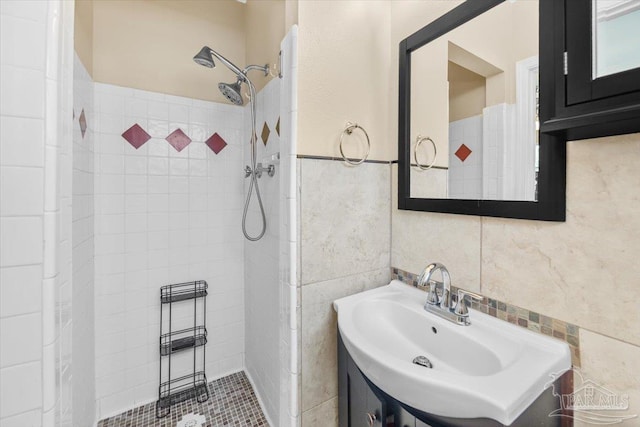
[245,163,275,179]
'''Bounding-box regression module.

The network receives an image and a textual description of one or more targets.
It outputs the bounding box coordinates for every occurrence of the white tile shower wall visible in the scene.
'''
[93,83,246,419]
[1,1,73,425]
[72,52,96,427]
[0,4,47,424]
[57,2,75,423]
[244,77,282,426]
[481,104,505,200]
[448,115,483,199]
[499,105,518,200]
[279,25,300,427]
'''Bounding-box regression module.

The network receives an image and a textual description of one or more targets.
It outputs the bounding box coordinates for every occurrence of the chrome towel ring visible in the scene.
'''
[340,122,370,165]
[414,135,437,170]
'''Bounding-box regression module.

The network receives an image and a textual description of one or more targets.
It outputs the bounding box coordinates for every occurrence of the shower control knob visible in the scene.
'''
[244,165,252,178]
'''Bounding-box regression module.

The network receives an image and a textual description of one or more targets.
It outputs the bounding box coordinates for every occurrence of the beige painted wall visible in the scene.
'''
[74,0,93,76]
[448,61,486,123]
[245,0,286,93]
[92,0,246,103]
[76,0,288,103]
[297,0,392,161]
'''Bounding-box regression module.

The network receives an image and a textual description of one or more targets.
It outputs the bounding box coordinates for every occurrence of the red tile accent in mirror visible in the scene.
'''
[122,123,151,149]
[166,128,192,152]
[205,133,227,154]
[454,143,472,162]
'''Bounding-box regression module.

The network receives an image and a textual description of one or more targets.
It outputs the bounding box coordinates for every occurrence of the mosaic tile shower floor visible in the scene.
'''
[97,372,269,427]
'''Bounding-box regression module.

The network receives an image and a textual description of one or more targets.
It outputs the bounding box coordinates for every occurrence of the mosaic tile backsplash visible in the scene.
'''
[391,267,581,367]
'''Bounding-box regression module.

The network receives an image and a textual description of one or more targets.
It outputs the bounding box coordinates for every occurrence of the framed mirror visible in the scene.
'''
[398,0,566,221]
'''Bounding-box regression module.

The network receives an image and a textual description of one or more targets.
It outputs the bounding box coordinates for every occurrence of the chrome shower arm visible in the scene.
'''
[242,64,270,76]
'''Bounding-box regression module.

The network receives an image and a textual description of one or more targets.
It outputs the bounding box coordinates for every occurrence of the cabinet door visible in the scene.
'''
[565,0,640,105]
[347,356,385,427]
[540,0,640,140]
[393,404,415,427]
[393,403,434,427]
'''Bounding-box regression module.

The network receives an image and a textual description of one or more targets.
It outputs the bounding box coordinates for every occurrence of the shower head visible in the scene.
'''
[218,80,244,106]
[193,46,215,68]
[193,46,245,77]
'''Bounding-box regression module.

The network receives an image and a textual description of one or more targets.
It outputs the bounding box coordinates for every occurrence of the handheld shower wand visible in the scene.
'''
[193,46,270,241]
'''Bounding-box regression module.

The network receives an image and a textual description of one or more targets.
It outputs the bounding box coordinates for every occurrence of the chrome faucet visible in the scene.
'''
[417,262,451,309]
[417,262,482,326]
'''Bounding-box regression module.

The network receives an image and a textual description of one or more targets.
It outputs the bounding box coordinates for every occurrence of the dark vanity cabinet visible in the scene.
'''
[540,0,640,140]
[338,332,388,427]
[338,331,570,427]
[339,332,431,427]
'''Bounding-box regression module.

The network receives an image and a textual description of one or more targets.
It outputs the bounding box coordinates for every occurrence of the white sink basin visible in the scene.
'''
[334,280,571,425]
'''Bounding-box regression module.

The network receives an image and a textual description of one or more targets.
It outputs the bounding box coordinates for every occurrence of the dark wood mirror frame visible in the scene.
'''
[398,0,566,221]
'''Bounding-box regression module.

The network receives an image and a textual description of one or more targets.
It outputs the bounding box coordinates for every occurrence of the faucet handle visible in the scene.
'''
[417,271,439,305]
[425,280,440,305]
[418,280,440,305]
[454,289,483,316]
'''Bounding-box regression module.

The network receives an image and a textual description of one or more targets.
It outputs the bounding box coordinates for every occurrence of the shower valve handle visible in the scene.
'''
[244,165,252,178]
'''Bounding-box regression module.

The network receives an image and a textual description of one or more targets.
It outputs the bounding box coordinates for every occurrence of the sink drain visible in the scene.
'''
[412,355,433,368]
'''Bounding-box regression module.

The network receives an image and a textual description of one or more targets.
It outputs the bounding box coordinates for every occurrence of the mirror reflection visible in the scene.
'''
[592,0,640,78]
[409,0,539,201]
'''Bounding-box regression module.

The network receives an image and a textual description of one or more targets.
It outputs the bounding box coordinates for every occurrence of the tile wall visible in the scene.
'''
[72,52,96,427]
[299,158,391,426]
[0,1,73,426]
[279,26,300,427]
[244,77,282,426]
[448,115,483,199]
[480,104,507,200]
[243,25,300,427]
[0,1,48,424]
[56,9,75,424]
[92,83,246,418]
[409,167,448,199]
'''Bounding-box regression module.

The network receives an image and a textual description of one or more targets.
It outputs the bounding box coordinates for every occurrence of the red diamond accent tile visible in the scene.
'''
[261,122,270,146]
[205,133,228,154]
[122,123,151,149]
[166,128,192,152]
[79,109,87,139]
[454,143,472,162]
